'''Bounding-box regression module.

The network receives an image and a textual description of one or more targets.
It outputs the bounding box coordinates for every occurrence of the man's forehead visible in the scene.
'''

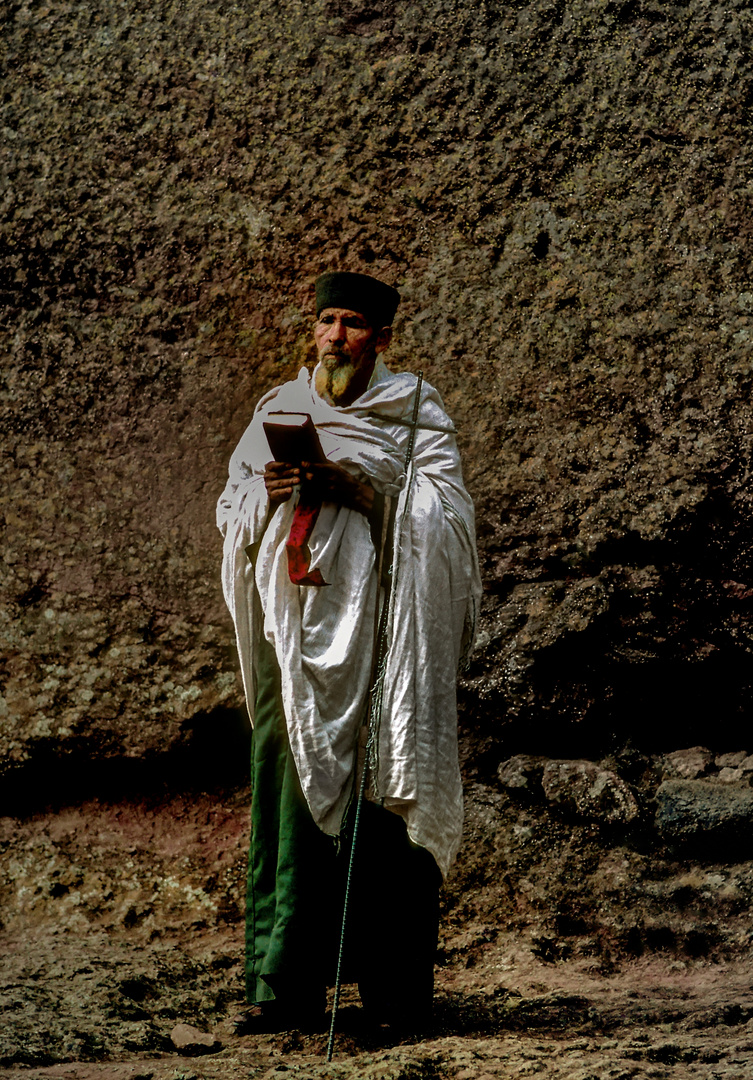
[317,307,370,322]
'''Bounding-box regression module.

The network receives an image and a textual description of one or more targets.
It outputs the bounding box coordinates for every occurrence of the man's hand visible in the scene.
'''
[264,460,374,515]
[301,462,374,515]
[264,461,300,505]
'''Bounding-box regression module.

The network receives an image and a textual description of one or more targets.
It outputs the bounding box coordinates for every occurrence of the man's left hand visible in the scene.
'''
[301,462,374,515]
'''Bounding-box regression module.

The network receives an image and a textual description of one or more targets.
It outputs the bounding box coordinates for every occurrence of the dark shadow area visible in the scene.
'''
[468,478,753,768]
[324,989,602,1055]
[464,645,753,768]
[432,989,601,1036]
[533,652,753,759]
[0,706,252,818]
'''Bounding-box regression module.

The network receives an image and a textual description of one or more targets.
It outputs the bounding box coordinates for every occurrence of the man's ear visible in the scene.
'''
[374,326,393,354]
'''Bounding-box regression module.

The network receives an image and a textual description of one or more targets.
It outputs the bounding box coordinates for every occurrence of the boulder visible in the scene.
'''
[715,751,748,770]
[655,780,753,844]
[662,747,714,781]
[497,755,545,793]
[718,767,747,784]
[540,760,639,825]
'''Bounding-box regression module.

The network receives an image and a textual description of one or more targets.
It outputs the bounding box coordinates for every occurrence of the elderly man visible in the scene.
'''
[217,271,480,1033]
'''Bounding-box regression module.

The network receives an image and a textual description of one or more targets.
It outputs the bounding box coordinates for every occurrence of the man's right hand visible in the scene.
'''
[264,461,300,505]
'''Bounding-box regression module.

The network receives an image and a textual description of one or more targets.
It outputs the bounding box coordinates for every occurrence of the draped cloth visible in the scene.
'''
[245,631,440,1010]
[217,358,481,877]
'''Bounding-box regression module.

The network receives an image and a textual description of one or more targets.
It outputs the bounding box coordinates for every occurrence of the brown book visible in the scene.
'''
[262,412,326,465]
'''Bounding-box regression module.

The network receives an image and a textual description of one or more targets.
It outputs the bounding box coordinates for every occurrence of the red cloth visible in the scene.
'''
[286,498,328,586]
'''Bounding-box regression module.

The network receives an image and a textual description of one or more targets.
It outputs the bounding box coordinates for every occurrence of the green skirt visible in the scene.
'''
[246,634,441,1021]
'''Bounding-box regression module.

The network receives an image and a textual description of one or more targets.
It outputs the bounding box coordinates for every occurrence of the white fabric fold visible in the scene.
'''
[217,360,481,875]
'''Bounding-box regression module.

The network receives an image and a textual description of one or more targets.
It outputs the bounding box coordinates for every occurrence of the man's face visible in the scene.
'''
[314,308,380,369]
[313,307,391,406]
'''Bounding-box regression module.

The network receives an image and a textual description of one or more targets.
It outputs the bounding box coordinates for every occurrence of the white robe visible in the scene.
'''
[217,359,481,876]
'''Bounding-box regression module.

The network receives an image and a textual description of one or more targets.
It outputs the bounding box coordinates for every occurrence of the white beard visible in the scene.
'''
[315,353,361,406]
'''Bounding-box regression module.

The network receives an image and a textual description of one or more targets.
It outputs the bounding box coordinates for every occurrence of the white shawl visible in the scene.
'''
[217,359,481,876]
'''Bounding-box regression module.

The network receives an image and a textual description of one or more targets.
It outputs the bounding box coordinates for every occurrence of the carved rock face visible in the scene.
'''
[4,0,753,791]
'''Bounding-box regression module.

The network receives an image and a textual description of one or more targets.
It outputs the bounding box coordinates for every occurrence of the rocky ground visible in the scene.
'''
[3,745,753,1079]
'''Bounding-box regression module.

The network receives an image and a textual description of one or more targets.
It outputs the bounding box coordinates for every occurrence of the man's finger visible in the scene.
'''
[266,461,300,474]
[265,467,300,482]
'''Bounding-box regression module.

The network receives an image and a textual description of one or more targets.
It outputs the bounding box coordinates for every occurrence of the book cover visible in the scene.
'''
[262,412,326,465]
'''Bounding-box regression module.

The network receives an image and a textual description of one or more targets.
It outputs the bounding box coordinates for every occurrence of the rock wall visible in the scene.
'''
[3,0,753,790]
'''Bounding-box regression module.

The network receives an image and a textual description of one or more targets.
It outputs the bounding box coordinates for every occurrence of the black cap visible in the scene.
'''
[315,271,400,327]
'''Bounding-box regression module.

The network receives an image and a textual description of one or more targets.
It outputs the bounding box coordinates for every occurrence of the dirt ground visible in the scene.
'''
[2,780,752,1080]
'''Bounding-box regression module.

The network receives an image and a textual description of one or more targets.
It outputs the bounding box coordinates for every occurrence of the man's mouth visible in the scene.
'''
[322,349,350,365]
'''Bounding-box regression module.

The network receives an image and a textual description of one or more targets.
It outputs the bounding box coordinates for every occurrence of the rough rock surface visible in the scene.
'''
[497,754,639,824]
[656,779,753,845]
[3,0,753,778]
[497,754,545,793]
[663,746,715,780]
[540,759,639,824]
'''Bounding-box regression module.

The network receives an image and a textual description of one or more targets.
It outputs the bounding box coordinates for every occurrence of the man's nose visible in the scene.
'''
[328,318,346,342]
